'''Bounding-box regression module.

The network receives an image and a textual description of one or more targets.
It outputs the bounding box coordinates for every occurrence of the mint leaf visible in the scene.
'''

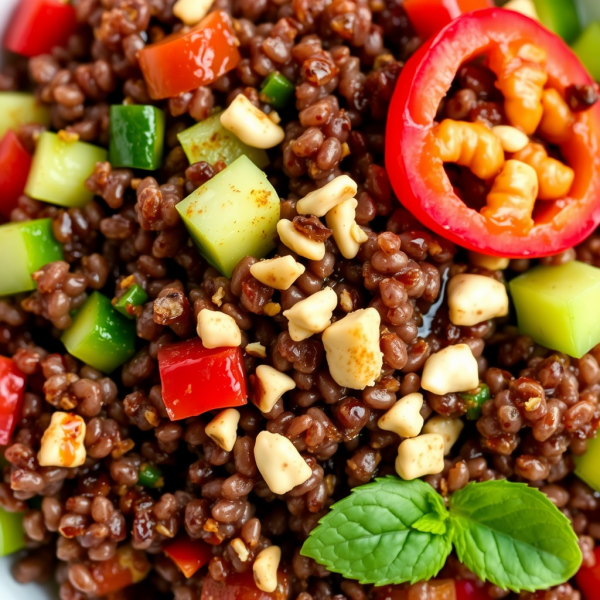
[449,480,582,592]
[413,512,447,535]
[301,477,452,585]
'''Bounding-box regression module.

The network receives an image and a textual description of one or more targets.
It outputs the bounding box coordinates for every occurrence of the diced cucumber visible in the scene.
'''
[176,155,280,277]
[114,284,148,319]
[0,92,50,138]
[509,261,600,358]
[574,434,600,493]
[572,22,600,82]
[25,131,107,208]
[0,507,25,557]
[533,0,581,43]
[62,292,136,373]
[177,112,269,169]
[0,219,64,296]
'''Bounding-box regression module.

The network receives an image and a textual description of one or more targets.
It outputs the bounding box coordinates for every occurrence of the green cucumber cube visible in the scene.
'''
[572,22,600,82]
[176,155,280,277]
[510,261,600,358]
[109,105,165,171]
[62,292,136,373]
[0,92,50,138]
[574,434,600,493]
[0,219,64,296]
[177,111,269,169]
[0,507,25,556]
[25,131,107,208]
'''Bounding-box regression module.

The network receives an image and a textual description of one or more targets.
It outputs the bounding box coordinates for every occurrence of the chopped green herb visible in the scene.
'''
[114,284,149,319]
[460,383,490,420]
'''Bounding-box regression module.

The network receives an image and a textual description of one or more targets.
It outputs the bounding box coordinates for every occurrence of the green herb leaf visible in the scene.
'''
[449,480,582,592]
[301,477,452,585]
[412,512,448,535]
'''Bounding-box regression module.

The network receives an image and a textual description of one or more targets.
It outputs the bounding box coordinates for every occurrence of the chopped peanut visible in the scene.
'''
[253,546,281,593]
[423,415,464,455]
[205,408,240,452]
[173,0,213,25]
[254,431,312,495]
[538,89,575,145]
[395,434,445,480]
[322,308,383,390]
[253,365,296,413]
[481,159,538,231]
[296,175,358,217]
[447,273,509,326]
[197,308,242,348]
[433,119,504,180]
[250,256,305,290]
[220,95,285,149]
[325,199,368,259]
[38,412,86,468]
[283,287,338,341]
[231,538,250,562]
[491,125,530,153]
[468,251,510,271]
[378,393,424,438]
[513,143,574,200]
[277,219,326,261]
[488,41,548,134]
[421,344,479,395]
[245,342,267,358]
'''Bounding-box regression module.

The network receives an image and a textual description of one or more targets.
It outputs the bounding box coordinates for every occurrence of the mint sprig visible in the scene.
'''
[301,477,582,592]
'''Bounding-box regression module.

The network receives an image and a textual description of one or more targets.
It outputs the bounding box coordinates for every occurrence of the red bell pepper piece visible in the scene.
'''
[158,338,247,421]
[138,10,241,100]
[385,8,600,259]
[89,545,151,596]
[454,580,489,600]
[0,357,25,447]
[403,0,493,40]
[4,0,78,58]
[201,570,290,600]
[164,537,212,578]
[0,131,32,219]
[575,545,600,600]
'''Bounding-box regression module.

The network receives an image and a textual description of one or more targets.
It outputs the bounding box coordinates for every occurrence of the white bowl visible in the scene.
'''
[1,1,56,597]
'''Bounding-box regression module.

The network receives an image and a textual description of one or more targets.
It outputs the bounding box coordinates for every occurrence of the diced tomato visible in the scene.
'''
[575,545,600,600]
[138,10,241,100]
[372,580,456,600]
[90,546,151,596]
[201,570,290,600]
[0,357,25,447]
[164,537,212,578]
[158,338,248,421]
[0,131,32,219]
[454,580,489,600]
[4,0,78,58]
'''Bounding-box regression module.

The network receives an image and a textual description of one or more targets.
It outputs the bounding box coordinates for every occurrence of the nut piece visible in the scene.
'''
[378,393,425,439]
[467,251,510,271]
[296,175,358,217]
[283,287,338,342]
[246,342,267,358]
[277,219,326,261]
[326,199,369,259]
[205,408,240,452]
[173,0,213,25]
[253,545,281,593]
[423,415,464,455]
[231,538,249,562]
[421,344,479,395]
[254,431,312,495]
[197,308,242,348]
[491,125,530,153]
[220,95,285,149]
[395,434,445,480]
[447,273,509,326]
[254,365,296,413]
[322,308,383,390]
[250,256,306,290]
[38,412,86,468]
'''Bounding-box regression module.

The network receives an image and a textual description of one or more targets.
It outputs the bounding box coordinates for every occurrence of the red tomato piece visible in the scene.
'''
[576,545,600,600]
[158,338,247,421]
[0,356,25,446]
[4,0,78,58]
[0,131,32,219]
[454,580,489,600]
[138,10,241,100]
[385,8,600,258]
[403,0,493,40]
[201,570,290,600]
[164,537,212,578]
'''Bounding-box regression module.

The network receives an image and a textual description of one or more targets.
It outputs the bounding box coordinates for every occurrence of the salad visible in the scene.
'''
[2,0,600,599]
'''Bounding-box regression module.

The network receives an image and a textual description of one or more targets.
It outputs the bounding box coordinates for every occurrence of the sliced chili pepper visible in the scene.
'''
[138,10,241,100]
[164,537,212,578]
[114,284,149,319]
[138,463,164,489]
[386,8,600,259]
[460,383,490,420]
[4,0,78,58]
[260,72,295,109]
[0,357,25,447]
[201,570,290,600]
[0,130,32,219]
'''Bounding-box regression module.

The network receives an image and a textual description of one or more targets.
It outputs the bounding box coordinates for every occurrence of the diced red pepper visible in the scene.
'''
[138,10,241,100]
[575,545,600,600]
[164,537,212,578]
[0,131,32,219]
[89,545,151,596]
[158,338,247,421]
[0,357,25,447]
[403,0,493,40]
[201,570,290,600]
[4,0,78,58]
[454,580,489,600]
[372,580,457,600]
